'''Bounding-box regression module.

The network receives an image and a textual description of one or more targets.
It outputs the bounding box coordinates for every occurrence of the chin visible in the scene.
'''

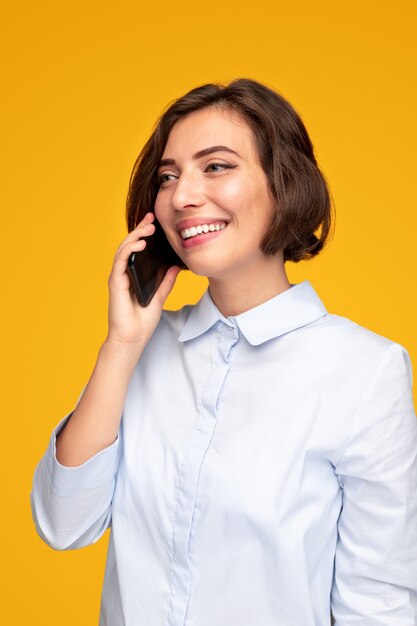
[180,255,223,279]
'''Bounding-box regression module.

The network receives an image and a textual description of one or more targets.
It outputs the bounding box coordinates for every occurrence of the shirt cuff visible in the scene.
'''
[43,412,121,496]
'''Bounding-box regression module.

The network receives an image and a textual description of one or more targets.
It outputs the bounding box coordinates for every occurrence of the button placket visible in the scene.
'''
[165,324,239,626]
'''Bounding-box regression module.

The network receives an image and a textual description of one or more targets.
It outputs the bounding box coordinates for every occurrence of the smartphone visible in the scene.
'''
[127,218,183,306]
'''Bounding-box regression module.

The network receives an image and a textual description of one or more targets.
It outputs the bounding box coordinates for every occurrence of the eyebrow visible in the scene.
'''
[158,145,241,169]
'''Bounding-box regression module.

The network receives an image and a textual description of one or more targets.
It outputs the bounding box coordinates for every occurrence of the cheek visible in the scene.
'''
[215,178,269,227]
[154,194,165,223]
[213,177,250,207]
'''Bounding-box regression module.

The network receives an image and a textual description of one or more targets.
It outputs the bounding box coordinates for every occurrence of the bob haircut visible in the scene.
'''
[126,78,334,264]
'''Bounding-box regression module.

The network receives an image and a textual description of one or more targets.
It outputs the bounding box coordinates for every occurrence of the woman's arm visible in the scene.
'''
[30,212,180,549]
[56,212,180,466]
[55,338,143,466]
[332,342,417,625]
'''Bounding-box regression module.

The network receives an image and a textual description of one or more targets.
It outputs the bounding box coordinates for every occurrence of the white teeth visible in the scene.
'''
[180,222,227,239]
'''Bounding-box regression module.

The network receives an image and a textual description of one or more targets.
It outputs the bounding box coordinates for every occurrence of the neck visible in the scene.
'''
[207,253,291,317]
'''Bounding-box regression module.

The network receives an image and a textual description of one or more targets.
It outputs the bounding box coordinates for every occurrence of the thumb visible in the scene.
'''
[154,266,181,306]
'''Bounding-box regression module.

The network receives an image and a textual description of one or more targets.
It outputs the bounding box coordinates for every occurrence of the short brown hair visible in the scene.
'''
[126,78,334,264]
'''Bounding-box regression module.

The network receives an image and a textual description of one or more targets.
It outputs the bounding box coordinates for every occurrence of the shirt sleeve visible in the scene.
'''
[30,397,122,551]
[332,342,417,625]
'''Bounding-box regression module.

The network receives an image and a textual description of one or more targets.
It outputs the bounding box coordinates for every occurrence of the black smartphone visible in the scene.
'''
[127,218,183,306]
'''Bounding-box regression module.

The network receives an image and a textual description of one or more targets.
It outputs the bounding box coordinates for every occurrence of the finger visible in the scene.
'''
[115,221,155,256]
[153,266,181,306]
[137,212,155,226]
[120,218,155,246]
[115,212,155,254]
[132,212,155,230]
[113,238,147,273]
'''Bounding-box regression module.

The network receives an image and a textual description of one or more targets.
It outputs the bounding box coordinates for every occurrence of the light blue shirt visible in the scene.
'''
[30,280,417,625]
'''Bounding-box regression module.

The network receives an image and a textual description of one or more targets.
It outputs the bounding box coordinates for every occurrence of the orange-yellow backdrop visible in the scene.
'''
[2,0,416,624]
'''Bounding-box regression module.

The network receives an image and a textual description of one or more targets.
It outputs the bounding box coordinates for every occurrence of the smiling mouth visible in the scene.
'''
[180,222,227,240]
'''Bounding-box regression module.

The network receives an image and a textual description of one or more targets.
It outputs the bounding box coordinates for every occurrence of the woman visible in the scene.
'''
[31,78,417,625]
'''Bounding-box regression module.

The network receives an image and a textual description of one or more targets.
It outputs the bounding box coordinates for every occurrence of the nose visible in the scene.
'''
[170,169,205,211]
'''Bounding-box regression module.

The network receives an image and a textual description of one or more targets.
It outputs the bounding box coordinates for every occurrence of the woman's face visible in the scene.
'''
[154,106,278,281]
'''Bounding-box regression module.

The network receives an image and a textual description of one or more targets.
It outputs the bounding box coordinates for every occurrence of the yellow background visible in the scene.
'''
[2,0,416,623]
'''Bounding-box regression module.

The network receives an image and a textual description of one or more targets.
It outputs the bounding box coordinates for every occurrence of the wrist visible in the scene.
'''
[101,336,146,364]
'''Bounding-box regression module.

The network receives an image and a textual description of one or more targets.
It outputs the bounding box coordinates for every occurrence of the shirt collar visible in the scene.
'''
[178,280,328,346]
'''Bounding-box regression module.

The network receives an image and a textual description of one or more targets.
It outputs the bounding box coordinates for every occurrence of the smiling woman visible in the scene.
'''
[30,78,417,626]
[154,106,288,310]
[127,80,332,264]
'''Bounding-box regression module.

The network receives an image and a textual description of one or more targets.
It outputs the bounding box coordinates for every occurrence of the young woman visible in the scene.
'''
[31,78,417,625]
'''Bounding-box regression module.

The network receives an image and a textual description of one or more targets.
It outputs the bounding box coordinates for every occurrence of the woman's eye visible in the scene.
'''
[205,163,233,173]
[157,163,235,186]
[158,173,177,185]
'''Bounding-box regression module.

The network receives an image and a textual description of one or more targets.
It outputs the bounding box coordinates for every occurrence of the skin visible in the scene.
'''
[55,107,293,466]
[154,106,291,317]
